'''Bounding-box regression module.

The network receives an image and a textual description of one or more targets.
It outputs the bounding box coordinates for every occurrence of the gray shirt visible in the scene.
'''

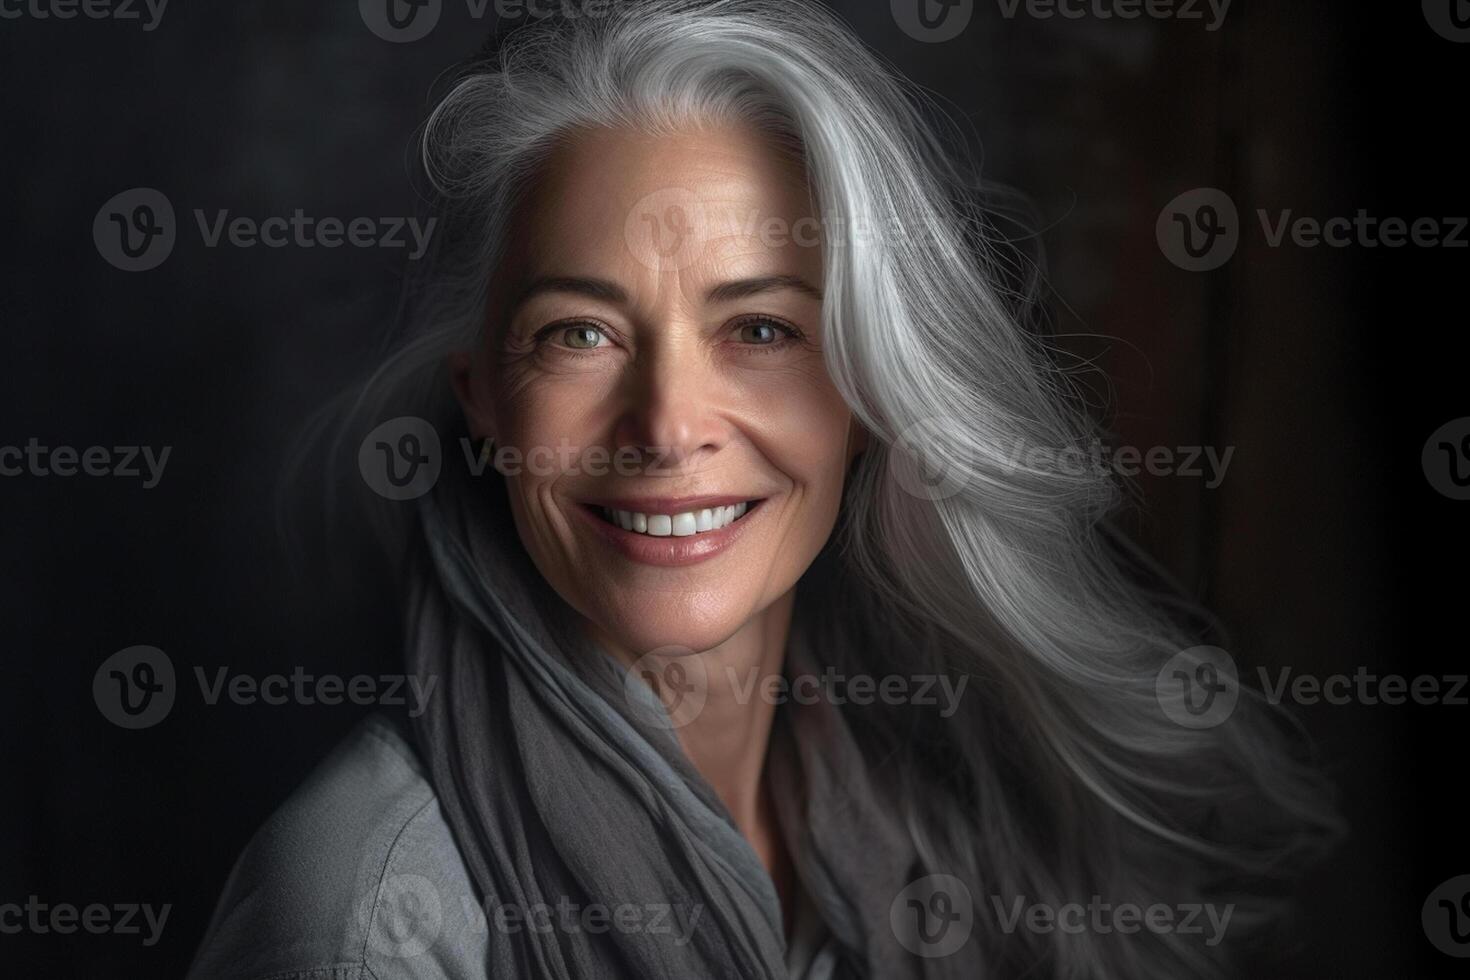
[186,713,832,979]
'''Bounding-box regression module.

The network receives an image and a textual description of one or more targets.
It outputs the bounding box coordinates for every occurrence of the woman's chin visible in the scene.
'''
[593,608,750,664]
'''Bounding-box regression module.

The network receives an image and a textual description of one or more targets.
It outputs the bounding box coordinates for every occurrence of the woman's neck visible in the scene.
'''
[676,591,791,810]
[596,590,798,920]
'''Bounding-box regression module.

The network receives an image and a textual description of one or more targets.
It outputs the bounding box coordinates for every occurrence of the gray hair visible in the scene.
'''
[304,1,1341,976]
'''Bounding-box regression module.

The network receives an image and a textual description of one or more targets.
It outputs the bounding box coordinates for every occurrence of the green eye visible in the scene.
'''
[561,325,604,349]
[737,320,782,344]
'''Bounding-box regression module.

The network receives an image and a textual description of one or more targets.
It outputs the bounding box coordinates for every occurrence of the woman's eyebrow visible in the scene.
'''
[510,273,823,310]
[512,275,628,308]
[706,274,823,303]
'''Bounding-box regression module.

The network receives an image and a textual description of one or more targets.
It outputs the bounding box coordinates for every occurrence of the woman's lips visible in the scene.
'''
[573,497,765,567]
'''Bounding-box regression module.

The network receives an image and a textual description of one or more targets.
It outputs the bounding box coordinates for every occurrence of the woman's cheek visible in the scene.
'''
[739,364,851,477]
[498,371,618,465]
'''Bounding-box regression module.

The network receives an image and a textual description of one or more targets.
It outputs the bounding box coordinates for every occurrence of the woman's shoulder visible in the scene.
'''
[185,712,489,980]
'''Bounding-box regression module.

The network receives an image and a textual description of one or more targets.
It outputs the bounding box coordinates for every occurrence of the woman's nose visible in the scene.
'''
[615,338,727,472]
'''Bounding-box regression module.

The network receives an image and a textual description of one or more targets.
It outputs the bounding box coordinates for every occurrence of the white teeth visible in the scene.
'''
[600,501,757,537]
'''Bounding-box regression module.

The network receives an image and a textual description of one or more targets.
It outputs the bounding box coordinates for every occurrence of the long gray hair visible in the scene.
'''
[305,1,1341,976]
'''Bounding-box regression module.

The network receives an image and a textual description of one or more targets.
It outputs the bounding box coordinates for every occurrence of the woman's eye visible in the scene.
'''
[558,324,605,349]
[736,320,788,345]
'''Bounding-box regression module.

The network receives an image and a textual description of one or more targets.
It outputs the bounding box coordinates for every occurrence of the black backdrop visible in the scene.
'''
[1,1,1464,977]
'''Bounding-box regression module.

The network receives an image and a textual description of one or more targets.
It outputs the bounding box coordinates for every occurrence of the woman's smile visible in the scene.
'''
[573,494,769,567]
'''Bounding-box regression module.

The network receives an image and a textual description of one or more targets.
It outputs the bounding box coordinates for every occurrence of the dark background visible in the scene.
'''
[1,0,1462,976]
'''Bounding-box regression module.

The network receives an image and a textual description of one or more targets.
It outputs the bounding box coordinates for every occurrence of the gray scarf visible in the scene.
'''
[404,463,947,979]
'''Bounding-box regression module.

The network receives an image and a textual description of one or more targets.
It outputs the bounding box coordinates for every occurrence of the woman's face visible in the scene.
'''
[452,122,863,659]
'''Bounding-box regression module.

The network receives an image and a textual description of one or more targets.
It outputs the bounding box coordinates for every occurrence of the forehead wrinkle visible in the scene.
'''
[507,123,822,334]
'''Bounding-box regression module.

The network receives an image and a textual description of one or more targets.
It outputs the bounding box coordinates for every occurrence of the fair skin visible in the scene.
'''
[450,121,864,929]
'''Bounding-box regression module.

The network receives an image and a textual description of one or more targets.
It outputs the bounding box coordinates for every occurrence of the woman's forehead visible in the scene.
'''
[505,123,823,301]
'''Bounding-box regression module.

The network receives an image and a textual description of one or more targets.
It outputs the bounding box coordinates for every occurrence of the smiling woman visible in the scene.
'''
[455,121,859,658]
[186,2,1340,979]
